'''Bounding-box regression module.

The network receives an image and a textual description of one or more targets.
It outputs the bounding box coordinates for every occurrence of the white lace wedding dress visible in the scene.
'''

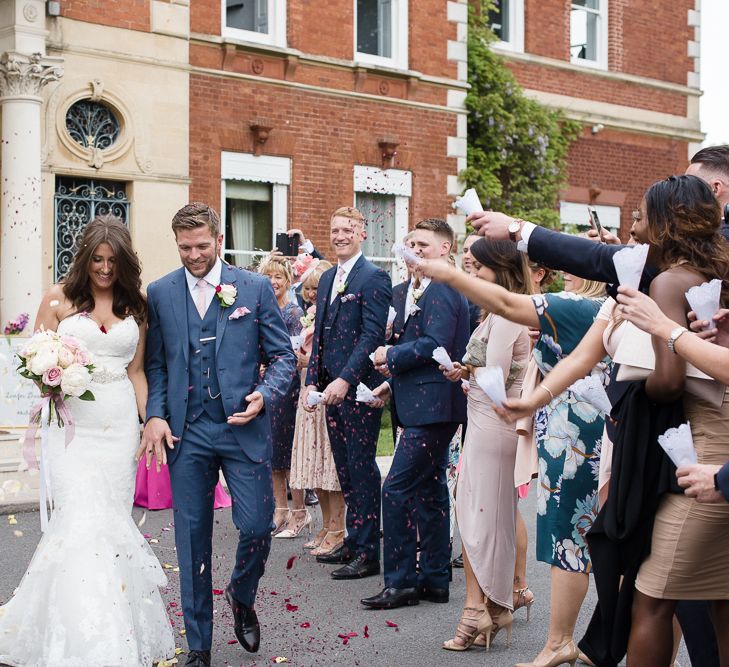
[0,314,175,666]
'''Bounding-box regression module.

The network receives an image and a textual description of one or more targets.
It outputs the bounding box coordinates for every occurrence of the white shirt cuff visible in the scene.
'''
[302,239,314,254]
[516,221,537,253]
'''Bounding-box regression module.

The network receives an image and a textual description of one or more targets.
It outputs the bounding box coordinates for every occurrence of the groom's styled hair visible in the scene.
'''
[172,202,221,238]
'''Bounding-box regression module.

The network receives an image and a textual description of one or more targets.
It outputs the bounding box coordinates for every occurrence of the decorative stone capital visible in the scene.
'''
[0,51,63,99]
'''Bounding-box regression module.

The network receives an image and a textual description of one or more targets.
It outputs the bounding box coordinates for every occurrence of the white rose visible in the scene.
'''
[60,363,91,397]
[217,284,237,307]
[28,347,59,376]
[57,346,75,369]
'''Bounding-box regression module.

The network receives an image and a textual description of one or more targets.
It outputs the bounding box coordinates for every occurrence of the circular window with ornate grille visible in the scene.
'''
[65,99,121,151]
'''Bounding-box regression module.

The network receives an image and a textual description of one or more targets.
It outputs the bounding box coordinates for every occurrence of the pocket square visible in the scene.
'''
[341,293,357,303]
[228,306,251,320]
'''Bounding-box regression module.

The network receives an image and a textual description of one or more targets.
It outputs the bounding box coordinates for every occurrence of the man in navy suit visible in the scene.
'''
[142,203,296,667]
[361,218,469,609]
[303,206,392,580]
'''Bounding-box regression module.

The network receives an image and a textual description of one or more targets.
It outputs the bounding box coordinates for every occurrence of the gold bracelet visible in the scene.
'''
[539,383,555,401]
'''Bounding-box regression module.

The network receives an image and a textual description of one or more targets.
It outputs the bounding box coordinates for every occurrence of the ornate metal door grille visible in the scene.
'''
[53,177,130,281]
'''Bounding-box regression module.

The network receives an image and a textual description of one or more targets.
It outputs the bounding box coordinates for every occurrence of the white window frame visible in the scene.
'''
[491,0,525,53]
[353,0,408,70]
[570,0,608,70]
[354,165,411,280]
[221,0,287,48]
[221,151,291,264]
[560,201,620,234]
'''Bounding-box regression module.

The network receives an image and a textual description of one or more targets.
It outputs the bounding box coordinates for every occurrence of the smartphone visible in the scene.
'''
[588,206,604,242]
[287,234,299,257]
[275,232,289,255]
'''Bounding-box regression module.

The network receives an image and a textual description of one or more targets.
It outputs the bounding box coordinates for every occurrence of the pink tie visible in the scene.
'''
[332,265,346,302]
[195,278,208,318]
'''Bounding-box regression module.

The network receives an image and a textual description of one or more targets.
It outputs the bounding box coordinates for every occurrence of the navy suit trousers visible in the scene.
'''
[382,422,458,590]
[168,415,274,651]
[325,396,383,561]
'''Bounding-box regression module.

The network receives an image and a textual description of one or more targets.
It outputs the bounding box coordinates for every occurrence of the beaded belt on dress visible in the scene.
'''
[91,367,128,384]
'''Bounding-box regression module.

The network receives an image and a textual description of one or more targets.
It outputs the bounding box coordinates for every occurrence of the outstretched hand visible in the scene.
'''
[615,286,672,337]
[228,390,264,425]
[467,211,513,240]
[689,308,729,347]
[417,258,457,284]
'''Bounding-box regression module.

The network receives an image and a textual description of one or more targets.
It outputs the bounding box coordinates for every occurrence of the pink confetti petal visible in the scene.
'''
[385,620,398,628]
[286,555,297,570]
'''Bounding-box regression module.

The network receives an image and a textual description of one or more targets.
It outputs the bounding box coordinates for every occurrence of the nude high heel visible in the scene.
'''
[274,509,312,539]
[514,639,579,667]
[442,607,493,651]
[310,529,345,556]
[488,608,513,647]
[513,586,535,621]
[271,507,291,536]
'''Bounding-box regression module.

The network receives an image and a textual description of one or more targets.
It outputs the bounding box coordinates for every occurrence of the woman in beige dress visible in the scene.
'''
[440,239,532,651]
[289,261,346,555]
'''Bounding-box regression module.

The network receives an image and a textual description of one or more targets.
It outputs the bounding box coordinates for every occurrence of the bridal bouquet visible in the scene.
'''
[18,329,96,429]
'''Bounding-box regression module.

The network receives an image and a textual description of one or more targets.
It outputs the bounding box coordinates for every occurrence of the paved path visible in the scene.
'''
[1,485,688,666]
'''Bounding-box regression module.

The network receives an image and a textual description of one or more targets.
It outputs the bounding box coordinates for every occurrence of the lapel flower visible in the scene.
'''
[336,282,348,296]
[408,303,421,317]
[215,283,237,308]
[228,306,251,321]
[411,286,425,303]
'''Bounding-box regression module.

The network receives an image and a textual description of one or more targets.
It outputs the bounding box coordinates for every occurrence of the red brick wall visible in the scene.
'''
[524,0,570,60]
[505,60,687,116]
[190,0,220,36]
[564,128,688,238]
[189,73,458,257]
[408,0,459,80]
[61,0,150,32]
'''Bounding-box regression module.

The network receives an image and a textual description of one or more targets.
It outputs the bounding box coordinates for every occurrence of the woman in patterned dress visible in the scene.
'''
[419,256,608,667]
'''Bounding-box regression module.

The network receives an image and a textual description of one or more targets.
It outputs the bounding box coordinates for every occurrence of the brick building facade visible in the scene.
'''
[0,0,705,323]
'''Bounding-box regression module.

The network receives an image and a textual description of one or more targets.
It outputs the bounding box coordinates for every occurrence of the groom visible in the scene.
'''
[142,203,296,667]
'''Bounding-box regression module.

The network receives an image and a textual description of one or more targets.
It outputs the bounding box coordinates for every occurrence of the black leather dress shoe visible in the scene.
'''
[452,553,464,568]
[419,585,449,603]
[305,489,319,506]
[361,587,419,609]
[331,555,380,580]
[316,543,352,564]
[184,650,211,667]
[225,586,260,653]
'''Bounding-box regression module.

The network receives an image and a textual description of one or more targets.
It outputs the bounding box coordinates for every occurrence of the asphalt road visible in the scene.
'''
[1,490,688,666]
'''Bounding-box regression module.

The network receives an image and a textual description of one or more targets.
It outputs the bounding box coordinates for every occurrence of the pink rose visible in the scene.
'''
[60,335,80,352]
[42,366,62,387]
[75,349,90,366]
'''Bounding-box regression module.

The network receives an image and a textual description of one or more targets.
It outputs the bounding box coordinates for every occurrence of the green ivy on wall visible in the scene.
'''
[462,4,582,230]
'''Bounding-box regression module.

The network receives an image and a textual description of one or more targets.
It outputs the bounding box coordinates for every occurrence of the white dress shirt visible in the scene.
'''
[404,276,431,322]
[185,257,223,315]
[517,221,537,253]
[329,251,362,303]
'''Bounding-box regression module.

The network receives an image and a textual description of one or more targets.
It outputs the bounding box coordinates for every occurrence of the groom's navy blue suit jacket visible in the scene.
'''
[386,282,469,427]
[305,254,391,391]
[145,263,297,464]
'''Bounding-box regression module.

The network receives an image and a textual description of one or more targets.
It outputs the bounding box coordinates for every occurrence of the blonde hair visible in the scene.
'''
[330,206,365,226]
[572,278,606,299]
[259,256,294,285]
[302,260,333,290]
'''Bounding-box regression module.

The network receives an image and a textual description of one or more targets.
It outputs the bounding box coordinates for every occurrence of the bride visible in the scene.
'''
[0,215,175,665]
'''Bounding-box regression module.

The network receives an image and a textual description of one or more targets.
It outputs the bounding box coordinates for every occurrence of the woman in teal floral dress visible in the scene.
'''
[417,258,608,667]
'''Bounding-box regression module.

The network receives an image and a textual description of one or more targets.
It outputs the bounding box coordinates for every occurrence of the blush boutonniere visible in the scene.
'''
[411,286,425,303]
[215,283,237,308]
[300,305,316,329]
[228,306,251,321]
[336,282,348,296]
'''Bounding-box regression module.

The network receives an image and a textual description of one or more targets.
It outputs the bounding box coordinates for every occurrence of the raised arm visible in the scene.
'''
[497,317,610,422]
[617,286,729,385]
[417,260,539,329]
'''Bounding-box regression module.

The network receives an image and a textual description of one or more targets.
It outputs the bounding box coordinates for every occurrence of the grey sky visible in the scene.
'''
[700,0,729,146]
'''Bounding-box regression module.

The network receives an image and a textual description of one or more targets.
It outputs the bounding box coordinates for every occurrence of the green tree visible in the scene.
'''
[461,5,582,229]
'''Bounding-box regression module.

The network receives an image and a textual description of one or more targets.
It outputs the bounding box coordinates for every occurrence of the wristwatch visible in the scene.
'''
[508,218,524,242]
[667,326,688,354]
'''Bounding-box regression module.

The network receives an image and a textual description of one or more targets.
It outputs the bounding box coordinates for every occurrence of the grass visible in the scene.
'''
[376,408,395,457]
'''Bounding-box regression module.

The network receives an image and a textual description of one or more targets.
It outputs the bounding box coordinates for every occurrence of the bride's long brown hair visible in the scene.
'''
[62,214,147,324]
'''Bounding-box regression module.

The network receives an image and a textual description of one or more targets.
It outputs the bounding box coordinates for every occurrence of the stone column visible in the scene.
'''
[0,51,62,323]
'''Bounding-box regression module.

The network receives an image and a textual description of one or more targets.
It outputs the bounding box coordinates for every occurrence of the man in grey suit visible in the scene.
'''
[141,203,296,667]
